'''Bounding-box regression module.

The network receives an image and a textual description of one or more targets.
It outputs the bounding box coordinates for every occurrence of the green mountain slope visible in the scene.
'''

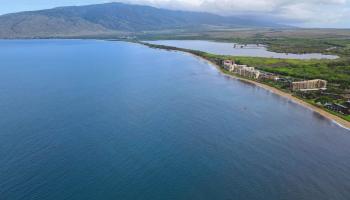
[0,2,283,38]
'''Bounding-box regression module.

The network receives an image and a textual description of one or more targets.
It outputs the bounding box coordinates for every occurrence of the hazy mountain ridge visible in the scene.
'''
[0,2,283,38]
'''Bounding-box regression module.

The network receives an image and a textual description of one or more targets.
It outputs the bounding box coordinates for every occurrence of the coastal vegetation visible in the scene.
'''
[139,28,350,56]
[139,41,350,123]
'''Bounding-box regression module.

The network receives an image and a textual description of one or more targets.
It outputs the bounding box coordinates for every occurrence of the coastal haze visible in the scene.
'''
[0,40,349,200]
[1,1,350,200]
[0,2,282,39]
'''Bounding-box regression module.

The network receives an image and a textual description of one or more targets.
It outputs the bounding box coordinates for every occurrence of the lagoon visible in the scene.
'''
[0,40,349,200]
[147,40,339,59]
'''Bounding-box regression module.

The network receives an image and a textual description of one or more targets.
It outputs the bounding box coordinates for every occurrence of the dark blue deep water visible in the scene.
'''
[0,40,349,200]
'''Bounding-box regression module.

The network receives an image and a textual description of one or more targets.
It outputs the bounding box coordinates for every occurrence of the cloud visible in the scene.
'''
[0,0,348,27]
[120,0,350,26]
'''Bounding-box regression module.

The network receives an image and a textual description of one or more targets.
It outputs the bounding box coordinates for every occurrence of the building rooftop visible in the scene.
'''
[292,79,326,84]
[335,103,349,109]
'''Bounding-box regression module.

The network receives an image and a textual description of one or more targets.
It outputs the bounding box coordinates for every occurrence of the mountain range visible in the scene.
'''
[0,2,283,39]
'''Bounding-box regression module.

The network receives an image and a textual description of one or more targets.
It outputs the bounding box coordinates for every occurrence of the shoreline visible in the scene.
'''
[141,43,350,130]
[192,53,350,130]
[1,39,349,130]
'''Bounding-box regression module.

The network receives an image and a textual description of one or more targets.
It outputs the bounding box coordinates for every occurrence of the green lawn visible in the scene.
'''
[140,41,350,122]
[206,55,350,89]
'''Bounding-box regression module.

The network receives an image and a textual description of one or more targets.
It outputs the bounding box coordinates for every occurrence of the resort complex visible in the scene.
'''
[223,60,329,90]
[223,59,328,91]
[221,59,349,118]
[142,42,350,124]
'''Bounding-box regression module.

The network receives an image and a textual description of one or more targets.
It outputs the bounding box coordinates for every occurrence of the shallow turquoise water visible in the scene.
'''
[0,40,349,200]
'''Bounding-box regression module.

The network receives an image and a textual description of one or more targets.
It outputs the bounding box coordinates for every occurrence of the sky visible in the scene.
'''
[0,0,349,28]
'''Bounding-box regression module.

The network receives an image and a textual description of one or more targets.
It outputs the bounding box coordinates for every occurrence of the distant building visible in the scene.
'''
[345,100,350,107]
[223,60,234,66]
[222,60,261,79]
[325,103,350,115]
[234,65,260,79]
[292,79,327,91]
[276,77,292,87]
[222,60,235,72]
[259,72,279,81]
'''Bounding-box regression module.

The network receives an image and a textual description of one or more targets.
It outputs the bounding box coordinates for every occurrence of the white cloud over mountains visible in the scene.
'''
[0,0,349,27]
[122,0,350,27]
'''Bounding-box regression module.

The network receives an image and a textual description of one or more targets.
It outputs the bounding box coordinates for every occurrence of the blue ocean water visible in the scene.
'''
[0,40,349,200]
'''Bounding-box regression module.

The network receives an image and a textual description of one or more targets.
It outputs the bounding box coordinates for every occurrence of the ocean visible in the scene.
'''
[0,40,349,200]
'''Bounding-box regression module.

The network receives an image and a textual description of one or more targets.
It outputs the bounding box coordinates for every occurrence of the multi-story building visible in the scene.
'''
[222,60,261,80]
[222,60,235,72]
[234,65,260,79]
[292,79,327,91]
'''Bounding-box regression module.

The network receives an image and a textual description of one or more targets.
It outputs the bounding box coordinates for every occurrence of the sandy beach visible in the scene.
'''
[141,42,350,130]
[189,53,350,130]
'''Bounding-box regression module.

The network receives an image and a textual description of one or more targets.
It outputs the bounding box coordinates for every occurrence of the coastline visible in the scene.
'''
[193,53,350,130]
[140,42,350,130]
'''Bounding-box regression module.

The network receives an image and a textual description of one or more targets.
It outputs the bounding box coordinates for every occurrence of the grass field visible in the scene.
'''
[138,28,350,89]
[138,28,350,56]
[139,39,350,121]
